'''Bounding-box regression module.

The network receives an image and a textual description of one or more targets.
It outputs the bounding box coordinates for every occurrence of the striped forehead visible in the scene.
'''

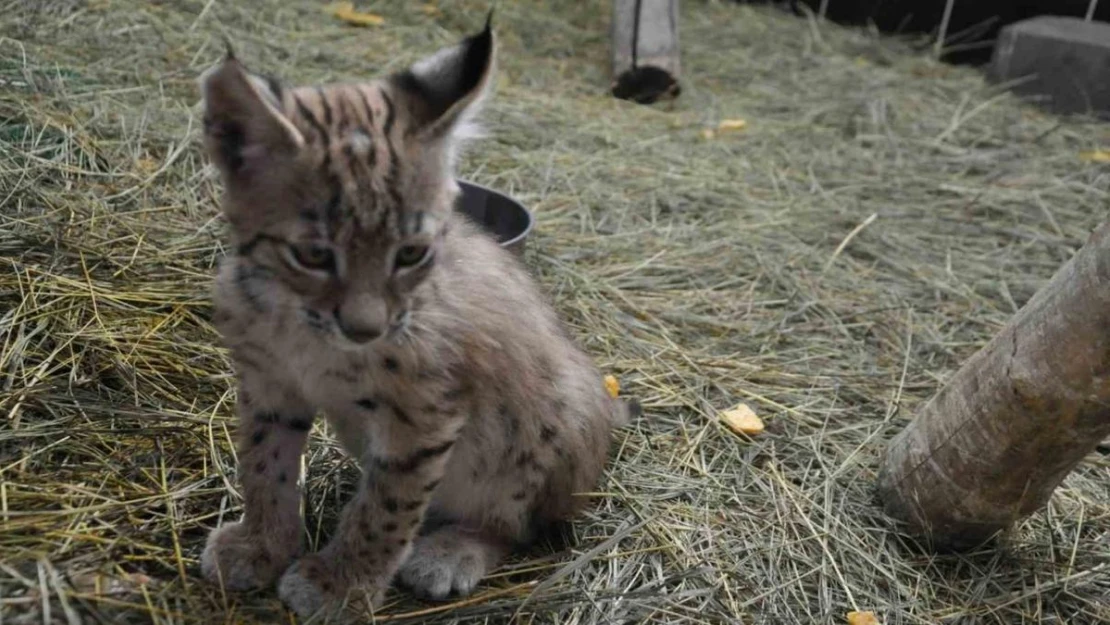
[327,205,437,251]
[284,84,405,231]
[282,84,445,247]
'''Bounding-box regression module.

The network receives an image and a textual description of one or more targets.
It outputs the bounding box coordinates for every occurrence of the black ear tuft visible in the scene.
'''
[389,19,495,133]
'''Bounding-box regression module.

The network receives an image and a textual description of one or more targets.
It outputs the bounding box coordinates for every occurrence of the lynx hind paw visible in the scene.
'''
[201,522,287,591]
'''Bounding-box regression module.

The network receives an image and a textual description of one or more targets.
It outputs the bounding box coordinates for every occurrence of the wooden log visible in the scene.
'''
[610,0,681,104]
[877,222,1110,551]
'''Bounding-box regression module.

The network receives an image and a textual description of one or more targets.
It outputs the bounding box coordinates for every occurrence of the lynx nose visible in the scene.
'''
[339,323,382,344]
[334,294,387,344]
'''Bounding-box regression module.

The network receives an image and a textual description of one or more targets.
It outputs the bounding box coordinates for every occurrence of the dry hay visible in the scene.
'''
[2,1,1109,623]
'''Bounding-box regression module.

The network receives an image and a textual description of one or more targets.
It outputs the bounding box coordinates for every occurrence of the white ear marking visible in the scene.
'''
[411,46,460,79]
[245,76,305,149]
[389,23,497,139]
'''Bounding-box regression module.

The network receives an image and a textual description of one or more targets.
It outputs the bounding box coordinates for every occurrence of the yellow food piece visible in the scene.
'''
[1079,150,1110,163]
[699,128,716,140]
[603,375,620,399]
[847,611,879,625]
[327,2,385,27]
[135,157,159,173]
[717,118,748,132]
[720,403,764,436]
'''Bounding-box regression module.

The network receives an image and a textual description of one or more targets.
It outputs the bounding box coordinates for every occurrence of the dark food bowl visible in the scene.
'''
[456,180,533,255]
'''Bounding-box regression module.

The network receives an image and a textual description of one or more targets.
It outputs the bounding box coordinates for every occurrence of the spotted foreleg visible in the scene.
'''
[201,365,315,590]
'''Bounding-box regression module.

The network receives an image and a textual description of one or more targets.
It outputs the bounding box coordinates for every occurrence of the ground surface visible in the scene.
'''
[1,1,1109,623]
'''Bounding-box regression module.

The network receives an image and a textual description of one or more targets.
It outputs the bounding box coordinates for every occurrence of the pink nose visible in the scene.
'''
[333,293,388,344]
[338,322,382,344]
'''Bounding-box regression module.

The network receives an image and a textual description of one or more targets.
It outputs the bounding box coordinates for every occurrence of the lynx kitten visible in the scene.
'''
[197,20,635,619]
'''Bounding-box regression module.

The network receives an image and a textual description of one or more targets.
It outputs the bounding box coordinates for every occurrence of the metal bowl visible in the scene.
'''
[456,180,533,255]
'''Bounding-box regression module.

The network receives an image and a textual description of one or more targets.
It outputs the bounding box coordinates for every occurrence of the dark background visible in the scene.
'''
[746,1,1110,65]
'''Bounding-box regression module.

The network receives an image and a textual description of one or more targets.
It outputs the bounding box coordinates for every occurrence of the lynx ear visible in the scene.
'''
[389,15,496,137]
[199,54,304,179]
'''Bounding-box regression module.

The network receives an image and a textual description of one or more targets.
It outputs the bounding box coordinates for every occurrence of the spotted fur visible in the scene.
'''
[196,19,634,620]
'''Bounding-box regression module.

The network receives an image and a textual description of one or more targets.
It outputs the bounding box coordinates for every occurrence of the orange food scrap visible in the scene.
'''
[1079,150,1110,163]
[717,118,748,132]
[603,375,620,399]
[327,2,385,27]
[135,157,159,173]
[720,403,764,436]
[847,611,880,625]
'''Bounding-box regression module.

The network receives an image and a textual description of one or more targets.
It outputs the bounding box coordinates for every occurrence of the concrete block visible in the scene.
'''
[989,17,1110,117]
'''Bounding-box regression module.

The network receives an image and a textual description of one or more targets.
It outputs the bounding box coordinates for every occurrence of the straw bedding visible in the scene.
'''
[1,1,1108,623]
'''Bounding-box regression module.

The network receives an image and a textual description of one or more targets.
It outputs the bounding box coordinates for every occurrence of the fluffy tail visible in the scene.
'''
[612,397,641,428]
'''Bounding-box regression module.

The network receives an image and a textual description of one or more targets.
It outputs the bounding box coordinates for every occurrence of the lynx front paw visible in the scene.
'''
[396,527,502,600]
[200,522,291,591]
[278,561,328,618]
[278,556,384,621]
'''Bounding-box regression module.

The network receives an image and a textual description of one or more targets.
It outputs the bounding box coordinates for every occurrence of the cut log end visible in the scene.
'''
[610,0,680,105]
[611,65,681,104]
[988,17,1110,117]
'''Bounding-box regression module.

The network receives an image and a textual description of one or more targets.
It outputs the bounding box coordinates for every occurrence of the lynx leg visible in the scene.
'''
[277,408,462,619]
[201,369,315,590]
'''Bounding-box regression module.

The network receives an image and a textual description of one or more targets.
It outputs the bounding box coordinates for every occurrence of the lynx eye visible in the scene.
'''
[394,244,430,269]
[287,242,335,272]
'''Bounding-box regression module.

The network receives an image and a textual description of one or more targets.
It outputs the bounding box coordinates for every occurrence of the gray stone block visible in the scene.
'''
[988,17,1110,117]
